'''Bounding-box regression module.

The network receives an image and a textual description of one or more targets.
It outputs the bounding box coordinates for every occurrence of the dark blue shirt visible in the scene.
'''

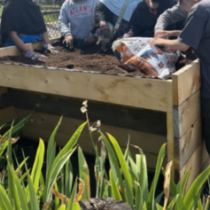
[178,0,210,98]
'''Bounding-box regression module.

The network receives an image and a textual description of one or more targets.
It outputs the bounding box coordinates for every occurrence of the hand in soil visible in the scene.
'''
[47,46,59,55]
[63,35,74,49]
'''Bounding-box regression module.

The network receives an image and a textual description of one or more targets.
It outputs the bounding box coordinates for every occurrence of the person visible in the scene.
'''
[154,0,198,38]
[94,0,143,49]
[0,0,58,62]
[58,0,99,49]
[150,0,210,155]
[123,0,174,38]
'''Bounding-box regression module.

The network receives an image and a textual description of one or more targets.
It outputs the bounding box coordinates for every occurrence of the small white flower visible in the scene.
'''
[82,100,88,108]
[95,120,101,128]
[80,106,87,113]
[89,127,97,132]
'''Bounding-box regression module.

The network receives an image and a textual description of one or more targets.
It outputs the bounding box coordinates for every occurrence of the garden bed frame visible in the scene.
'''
[0,39,208,187]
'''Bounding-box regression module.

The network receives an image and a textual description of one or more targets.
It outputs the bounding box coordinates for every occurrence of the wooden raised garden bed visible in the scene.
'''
[0,39,208,188]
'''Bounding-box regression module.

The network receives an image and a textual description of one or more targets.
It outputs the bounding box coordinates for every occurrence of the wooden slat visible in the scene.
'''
[16,108,167,155]
[9,89,167,136]
[172,59,200,106]
[0,64,173,112]
[173,90,200,138]
[0,87,8,95]
[0,38,60,58]
[180,141,208,192]
[22,125,162,170]
[167,112,174,179]
[0,106,17,124]
[175,118,202,169]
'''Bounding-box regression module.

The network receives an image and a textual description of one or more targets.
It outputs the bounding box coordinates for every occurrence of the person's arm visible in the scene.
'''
[155,4,188,32]
[155,30,182,38]
[9,31,29,53]
[150,38,189,51]
[58,2,72,37]
[152,6,207,52]
[58,1,74,49]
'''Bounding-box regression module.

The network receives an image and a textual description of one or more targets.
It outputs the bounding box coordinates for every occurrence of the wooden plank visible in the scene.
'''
[172,59,200,106]
[0,87,8,95]
[9,89,167,136]
[0,38,60,58]
[22,124,161,170]
[0,106,17,124]
[180,141,208,192]
[16,108,167,155]
[0,92,13,110]
[0,64,173,112]
[173,90,200,138]
[175,118,202,169]
[167,112,175,179]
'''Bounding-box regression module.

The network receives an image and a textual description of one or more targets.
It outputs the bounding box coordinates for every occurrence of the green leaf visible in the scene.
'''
[0,184,13,210]
[184,165,210,210]
[109,170,122,201]
[30,139,45,193]
[8,162,29,210]
[67,180,77,210]
[156,203,163,210]
[205,196,210,210]
[78,147,90,201]
[58,204,66,210]
[138,149,149,202]
[167,194,179,210]
[147,144,166,210]
[46,117,61,183]
[197,198,202,210]
[43,122,86,202]
[134,182,143,210]
[27,169,39,210]
[107,133,133,207]
[100,132,125,200]
[54,181,60,210]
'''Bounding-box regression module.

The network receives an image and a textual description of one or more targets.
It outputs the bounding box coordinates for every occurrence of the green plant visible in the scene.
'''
[0,117,86,210]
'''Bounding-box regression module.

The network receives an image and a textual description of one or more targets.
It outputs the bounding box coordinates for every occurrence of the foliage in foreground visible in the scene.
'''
[0,101,210,209]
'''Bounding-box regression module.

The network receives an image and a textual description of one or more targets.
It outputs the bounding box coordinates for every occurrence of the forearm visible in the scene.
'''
[168,30,182,37]
[155,11,172,31]
[58,11,72,36]
[9,31,28,53]
[42,31,50,44]
[157,39,189,51]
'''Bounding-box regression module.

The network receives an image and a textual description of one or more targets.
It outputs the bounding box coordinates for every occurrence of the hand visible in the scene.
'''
[123,33,131,38]
[150,38,164,47]
[99,21,107,28]
[154,30,170,38]
[63,35,74,49]
[47,46,58,54]
[85,37,95,45]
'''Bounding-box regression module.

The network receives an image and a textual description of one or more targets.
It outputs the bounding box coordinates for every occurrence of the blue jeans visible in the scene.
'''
[5,34,43,47]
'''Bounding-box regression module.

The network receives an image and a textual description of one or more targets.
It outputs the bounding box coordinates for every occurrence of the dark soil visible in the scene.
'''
[0,46,197,78]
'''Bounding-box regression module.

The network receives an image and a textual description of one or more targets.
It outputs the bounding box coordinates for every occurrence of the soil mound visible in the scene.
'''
[0,46,196,78]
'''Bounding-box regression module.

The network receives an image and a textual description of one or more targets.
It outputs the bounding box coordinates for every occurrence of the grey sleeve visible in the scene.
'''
[58,2,72,36]
[155,4,188,31]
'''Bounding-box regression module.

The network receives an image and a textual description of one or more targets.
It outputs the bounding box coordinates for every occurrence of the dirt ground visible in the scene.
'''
[0,46,197,78]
